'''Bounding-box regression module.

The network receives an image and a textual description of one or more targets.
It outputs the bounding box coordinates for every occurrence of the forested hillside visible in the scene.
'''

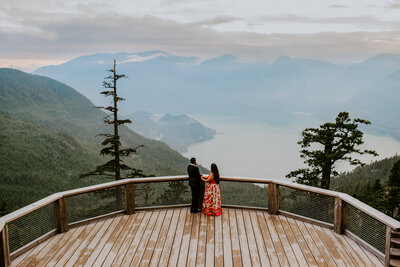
[126,111,216,153]
[332,155,400,192]
[332,155,400,218]
[0,68,200,215]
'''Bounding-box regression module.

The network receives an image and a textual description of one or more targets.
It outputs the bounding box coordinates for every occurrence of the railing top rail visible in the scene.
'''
[268,178,400,229]
[61,175,188,197]
[220,176,273,184]
[339,193,400,230]
[273,179,341,197]
[1,175,399,230]
[0,193,63,225]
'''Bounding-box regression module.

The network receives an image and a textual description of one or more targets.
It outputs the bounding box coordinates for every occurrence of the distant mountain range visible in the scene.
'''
[33,51,400,141]
[126,111,216,153]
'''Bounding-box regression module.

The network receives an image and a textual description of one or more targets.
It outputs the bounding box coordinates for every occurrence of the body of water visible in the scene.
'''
[184,114,400,181]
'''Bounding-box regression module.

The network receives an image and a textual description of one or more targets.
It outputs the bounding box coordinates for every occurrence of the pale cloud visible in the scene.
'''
[0,0,399,68]
[390,3,400,9]
[328,5,350,8]
[120,53,169,64]
[189,17,238,27]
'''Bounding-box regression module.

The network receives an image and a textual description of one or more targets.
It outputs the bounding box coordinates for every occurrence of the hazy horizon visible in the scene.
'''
[184,114,400,180]
[1,0,399,71]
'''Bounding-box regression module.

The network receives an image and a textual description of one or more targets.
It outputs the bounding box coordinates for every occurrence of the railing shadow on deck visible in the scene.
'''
[1,175,399,267]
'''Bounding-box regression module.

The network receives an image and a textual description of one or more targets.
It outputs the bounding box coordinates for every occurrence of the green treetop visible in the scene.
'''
[287,112,378,189]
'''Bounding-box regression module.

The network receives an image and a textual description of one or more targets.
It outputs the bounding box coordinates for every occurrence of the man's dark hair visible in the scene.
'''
[190,157,196,164]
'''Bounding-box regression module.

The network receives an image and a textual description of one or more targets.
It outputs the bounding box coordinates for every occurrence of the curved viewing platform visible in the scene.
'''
[1,176,400,266]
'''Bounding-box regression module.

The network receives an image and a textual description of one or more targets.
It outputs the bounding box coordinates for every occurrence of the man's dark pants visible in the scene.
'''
[190,184,199,213]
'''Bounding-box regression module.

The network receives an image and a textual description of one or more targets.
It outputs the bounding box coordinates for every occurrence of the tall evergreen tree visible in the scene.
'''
[387,159,400,218]
[81,60,142,180]
[287,112,378,189]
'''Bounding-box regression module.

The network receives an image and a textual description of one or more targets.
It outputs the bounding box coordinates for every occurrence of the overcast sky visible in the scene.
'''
[1,0,399,71]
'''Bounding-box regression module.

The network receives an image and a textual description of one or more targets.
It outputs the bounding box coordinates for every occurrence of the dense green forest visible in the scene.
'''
[0,69,203,215]
[332,155,400,193]
[332,155,400,218]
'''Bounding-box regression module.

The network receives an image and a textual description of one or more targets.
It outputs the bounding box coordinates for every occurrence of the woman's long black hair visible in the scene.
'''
[211,163,220,184]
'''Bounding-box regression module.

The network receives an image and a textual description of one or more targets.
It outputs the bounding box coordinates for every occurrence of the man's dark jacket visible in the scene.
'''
[187,164,201,187]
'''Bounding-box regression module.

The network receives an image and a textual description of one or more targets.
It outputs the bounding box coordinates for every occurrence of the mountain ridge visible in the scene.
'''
[33,51,400,140]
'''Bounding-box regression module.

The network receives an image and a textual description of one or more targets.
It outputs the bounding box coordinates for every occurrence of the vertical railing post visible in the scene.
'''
[268,183,279,215]
[334,197,347,234]
[0,224,10,267]
[385,226,392,267]
[125,183,135,215]
[55,197,69,233]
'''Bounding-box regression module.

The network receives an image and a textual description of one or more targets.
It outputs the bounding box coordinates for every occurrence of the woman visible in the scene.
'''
[201,163,222,216]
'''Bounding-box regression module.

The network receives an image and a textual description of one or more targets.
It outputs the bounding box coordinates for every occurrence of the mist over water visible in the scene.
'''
[184,115,400,181]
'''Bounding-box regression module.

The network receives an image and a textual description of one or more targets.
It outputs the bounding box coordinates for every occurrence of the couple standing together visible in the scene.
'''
[187,158,222,216]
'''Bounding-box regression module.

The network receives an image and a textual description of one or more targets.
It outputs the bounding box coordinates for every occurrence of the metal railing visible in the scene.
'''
[1,176,399,267]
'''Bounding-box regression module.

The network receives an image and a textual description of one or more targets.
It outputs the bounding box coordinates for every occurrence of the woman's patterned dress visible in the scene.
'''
[202,174,222,216]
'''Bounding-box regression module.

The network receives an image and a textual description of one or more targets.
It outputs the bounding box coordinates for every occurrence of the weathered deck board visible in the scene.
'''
[303,221,338,266]
[110,212,144,266]
[278,216,308,267]
[187,213,200,267]
[313,225,348,266]
[264,212,290,266]
[140,209,167,266]
[271,215,298,267]
[36,225,82,266]
[11,236,53,267]
[175,210,192,267]
[92,215,130,266]
[234,209,252,267]
[10,207,384,267]
[330,228,370,267]
[197,211,207,266]
[321,227,356,267]
[102,213,138,266]
[73,217,114,266]
[83,215,124,266]
[48,227,82,266]
[221,209,233,267]
[249,211,271,267]
[256,211,280,266]
[284,217,318,267]
[165,209,186,267]
[228,209,243,267]
[148,209,174,267]
[129,210,160,266]
[65,220,106,266]
[242,210,261,267]
[214,212,223,267]
[117,212,151,266]
[295,220,328,267]
[205,215,215,267]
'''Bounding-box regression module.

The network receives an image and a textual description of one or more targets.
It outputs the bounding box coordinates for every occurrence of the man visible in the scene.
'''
[187,157,204,213]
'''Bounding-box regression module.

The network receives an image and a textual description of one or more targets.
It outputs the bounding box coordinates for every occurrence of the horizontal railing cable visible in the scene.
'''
[1,175,400,266]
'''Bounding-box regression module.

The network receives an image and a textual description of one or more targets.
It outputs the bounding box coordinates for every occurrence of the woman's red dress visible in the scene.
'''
[201,174,222,216]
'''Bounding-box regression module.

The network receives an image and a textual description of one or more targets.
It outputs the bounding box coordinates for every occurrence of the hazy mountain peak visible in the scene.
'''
[273,55,293,65]
[119,52,170,64]
[201,54,238,64]
[358,53,400,68]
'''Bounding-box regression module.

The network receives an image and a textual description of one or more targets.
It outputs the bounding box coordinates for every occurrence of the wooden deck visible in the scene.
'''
[10,207,383,267]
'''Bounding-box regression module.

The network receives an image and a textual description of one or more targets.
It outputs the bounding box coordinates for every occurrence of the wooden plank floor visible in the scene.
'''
[11,208,384,267]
